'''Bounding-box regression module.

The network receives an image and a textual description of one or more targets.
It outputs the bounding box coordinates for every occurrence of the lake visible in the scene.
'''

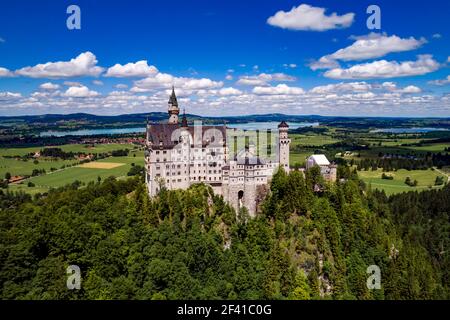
[39,121,319,137]
[370,127,449,134]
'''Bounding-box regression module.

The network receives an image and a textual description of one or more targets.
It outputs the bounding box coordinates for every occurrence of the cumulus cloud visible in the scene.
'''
[237,73,296,86]
[309,56,340,71]
[105,60,158,78]
[310,33,426,70]
[0,83,446,117]
[310,82,372,93]
[92,80,104,86]
[399,85,421,93]
[15,52,104,78]
[428,75,450,86]
[0,67,14,77]
[115,83,128,89]
[0,92,22,100]
[310,81,422,95]
[39,82,60,90]
[253,84,304,95]
[329,33,425,61]
[218,87,243,96]
[267,4,354,31]
[63,85,99,98]
[225,74,233,81]
[324,55,440,79]
[131,72,223,92]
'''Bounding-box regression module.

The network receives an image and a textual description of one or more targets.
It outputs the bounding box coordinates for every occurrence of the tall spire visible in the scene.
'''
[168,86,180,124]
[168,86,178,107]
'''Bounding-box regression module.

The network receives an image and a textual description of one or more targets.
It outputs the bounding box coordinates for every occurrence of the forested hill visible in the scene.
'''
[0,169,448,299]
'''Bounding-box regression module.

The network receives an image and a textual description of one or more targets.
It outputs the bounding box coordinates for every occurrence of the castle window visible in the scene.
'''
[156,151,160,154]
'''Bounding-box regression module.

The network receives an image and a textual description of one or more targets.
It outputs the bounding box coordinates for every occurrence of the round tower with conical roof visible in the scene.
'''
[168,86,179,124]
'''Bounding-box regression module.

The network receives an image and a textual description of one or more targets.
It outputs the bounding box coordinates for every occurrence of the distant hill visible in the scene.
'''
[1,112,449,129]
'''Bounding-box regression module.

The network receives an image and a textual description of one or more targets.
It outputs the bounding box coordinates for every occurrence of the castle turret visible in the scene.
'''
[278,121,290,171]
[168,86,179,124]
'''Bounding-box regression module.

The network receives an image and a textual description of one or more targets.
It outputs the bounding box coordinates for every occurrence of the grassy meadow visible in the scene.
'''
[358,168,447,195]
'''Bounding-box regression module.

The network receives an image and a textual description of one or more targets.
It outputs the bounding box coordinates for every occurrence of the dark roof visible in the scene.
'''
[278,121,289,128]
[147,123,227,148]
[168,86,178,106]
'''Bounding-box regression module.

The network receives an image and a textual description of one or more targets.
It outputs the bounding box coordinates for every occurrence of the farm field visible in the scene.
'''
[7,150,144,194]
[0,157,79,178]
[0,142,140,178]
[0,143,137,157]
[404,143,449,152]
[290,134,339,146]
[358,168,447,195]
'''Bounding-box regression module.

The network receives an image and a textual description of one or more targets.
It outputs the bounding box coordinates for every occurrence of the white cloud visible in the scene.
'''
[309,56,340,71]
[183,78,223,90]
[63,85,99,98]
[310,81,422,95]
[328,33,425,61]
[92,80,104,86]
[0,92,22,100]
[115,83,128,89]
[105,60,158,78]
[0,37,5,43]
[132,72,223,92]
[432,33,442,39]
[310,33,426,71]
[428,75,450,86]
[399,85,421,93]
[267,4,354,31]
[39,82,60,90]
[324,55,440,79]
[15,52,104,78]
[310,82,372,93]
[218,87,243,96]
[253,84,304,95]
[237,73,296,86]
[225,74,233,81]
[0,67,14,77]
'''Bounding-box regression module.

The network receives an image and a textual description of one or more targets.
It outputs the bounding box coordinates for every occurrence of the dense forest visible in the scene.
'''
[0,167,448,299]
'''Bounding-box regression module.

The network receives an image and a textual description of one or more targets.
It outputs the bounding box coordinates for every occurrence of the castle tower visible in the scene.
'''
[168,86,179,124]
[278,121,291,171]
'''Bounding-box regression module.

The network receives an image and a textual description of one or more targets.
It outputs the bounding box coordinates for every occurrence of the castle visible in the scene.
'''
[145,88,335,216]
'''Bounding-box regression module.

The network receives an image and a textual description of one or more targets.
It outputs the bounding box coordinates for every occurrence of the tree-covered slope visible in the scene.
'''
[0,170,448,299]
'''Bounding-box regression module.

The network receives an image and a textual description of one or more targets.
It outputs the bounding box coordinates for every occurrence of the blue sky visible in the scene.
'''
[0,0,449,116]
